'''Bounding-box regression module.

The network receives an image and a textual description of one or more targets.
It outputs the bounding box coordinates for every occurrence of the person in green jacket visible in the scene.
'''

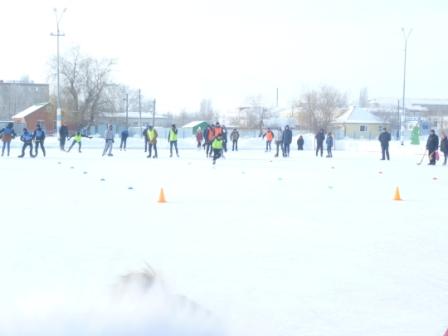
[211,135,223,165]
[146,125,158,158]
[168,124,179,157]
[67,130,92,153]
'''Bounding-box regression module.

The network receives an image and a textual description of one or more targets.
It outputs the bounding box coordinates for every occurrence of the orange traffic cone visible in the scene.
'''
[158,188,167,203]
[393,186,402,201]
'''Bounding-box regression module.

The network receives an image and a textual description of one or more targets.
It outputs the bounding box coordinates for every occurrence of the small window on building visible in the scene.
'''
[360,125,368,132]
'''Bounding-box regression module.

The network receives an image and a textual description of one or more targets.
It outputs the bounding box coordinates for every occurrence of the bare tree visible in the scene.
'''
[296,86,347,132]
[51,47,115,126]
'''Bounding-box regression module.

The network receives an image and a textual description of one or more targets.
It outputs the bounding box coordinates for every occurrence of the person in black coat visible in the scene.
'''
[440,132,448,165]
[282,125,292,157]
[315,129,325,157]
[426,129,439,165]
[59,122,69,151]
[33,124,46,157]
[378,127,391,160]
[297,135,304,150]
[120,129,129,151]
[142,125,149,152]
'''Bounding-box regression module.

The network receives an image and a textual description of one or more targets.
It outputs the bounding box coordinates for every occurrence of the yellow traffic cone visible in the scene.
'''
[158,188,167,203]
[393,186,402,201]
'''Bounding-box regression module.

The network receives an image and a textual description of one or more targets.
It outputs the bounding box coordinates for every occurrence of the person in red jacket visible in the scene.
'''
[262,128,274,152]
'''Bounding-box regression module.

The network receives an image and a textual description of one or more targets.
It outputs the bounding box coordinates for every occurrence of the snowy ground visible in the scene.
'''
[1,136,448,336]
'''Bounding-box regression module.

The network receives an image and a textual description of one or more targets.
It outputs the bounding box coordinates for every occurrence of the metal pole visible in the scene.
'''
[125,93,129,129]
[138,89,142,135]
[401,28,412,145]
[152,99,156,127]
[51,8,66,135]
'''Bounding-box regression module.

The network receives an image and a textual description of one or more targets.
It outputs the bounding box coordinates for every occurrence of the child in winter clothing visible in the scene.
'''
[18,128,34,158]
[67,131,92,153]
[440,132,448,165]
[211,135,223,165]
[230,128,239,151]
[120,129,129,151]
[297,135,304,150]
[263,128,274,152]
[0,122,16,156]
[146,126,158,158]
[102,124,115,156]
[33,124,46,157]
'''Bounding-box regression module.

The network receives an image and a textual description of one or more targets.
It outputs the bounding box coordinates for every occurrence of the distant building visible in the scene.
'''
[181,121,208,135]
[11,103,53,132]
[332,106,388,139]
[0,81,49,120]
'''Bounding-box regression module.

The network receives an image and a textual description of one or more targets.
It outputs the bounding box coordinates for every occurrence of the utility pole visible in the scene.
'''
[138,89,142,135]
[51,8,66,134]
[401,27,412,145]
[152,99,156,127]
[124,93,129,129]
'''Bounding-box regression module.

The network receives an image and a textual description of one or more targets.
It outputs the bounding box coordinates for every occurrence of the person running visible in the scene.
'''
[102,124,115,156]
[196,127,203,149]
[120,128,129,151]
[146,125,158,158]
[263,128,274,152]
[211,134,224,165]
[326,132,334,158]
[230,128,239,151]
[0,122,16,157]
[440,131,448,165]
[378,127,391,160]
[59,122,69,151]
[67,130,92,153]
[168,124,179,157]
[297,135,304,150]
[32,124,46,157]
[282,125,292,157]
[426,129,439,165]
[274,127,283,157]
[18,128,34,158]
[315,129,325,157]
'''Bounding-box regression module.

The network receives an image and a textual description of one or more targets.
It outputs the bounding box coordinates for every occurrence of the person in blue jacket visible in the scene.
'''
[0,122,16,156]
[33,124,46,157]
[120,129,129,151]
[18,128,34,158]
[326,132,334,158]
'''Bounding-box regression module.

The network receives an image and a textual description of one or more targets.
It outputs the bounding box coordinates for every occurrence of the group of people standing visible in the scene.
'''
[195,122,234,164]
[378,127,448,165]
[262,126,294,157]
[0,122,46,158]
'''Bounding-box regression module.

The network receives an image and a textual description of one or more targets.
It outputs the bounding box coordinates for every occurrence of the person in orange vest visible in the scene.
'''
[262,128,274,152]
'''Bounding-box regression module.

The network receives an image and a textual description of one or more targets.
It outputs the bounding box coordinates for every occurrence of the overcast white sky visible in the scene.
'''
[1,0,447,113]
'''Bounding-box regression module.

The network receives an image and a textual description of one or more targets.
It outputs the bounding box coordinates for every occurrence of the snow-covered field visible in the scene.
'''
[1,136,448,336]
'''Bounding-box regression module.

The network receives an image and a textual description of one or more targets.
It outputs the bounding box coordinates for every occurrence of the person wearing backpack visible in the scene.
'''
[18,128,34,158]
[33,124,46,157]
[0,122,16,157]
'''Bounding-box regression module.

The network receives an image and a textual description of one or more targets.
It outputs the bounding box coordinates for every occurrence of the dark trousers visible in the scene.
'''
[381,145,390,160]
[19,143,33,157]
[275,141,283,157]
[1,141,11,156]
[60,137,66,151]
[316,143,323,157]
[212,148,221,163]
[144,139,149,152]
[170,141,178,156]
[148,143,158,158]
[34,140,46,157]
[266,140,272,151]
[120,137,127,150]
[326,146,332,158]
[429,151,436,165]
[68,141,81,152]
[197,140,202,148]
[232,140,238,151]
[283,143,290,157]
[205,142,212,157]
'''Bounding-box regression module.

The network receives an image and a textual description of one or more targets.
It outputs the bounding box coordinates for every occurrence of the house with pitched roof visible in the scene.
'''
[332,106,388,139]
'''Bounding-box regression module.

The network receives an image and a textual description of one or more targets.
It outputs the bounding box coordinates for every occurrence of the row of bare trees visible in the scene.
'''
[50,47,156,128]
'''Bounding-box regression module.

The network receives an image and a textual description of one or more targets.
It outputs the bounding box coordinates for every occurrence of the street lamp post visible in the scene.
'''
[401,27,412,145]
[51,8,66,135]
